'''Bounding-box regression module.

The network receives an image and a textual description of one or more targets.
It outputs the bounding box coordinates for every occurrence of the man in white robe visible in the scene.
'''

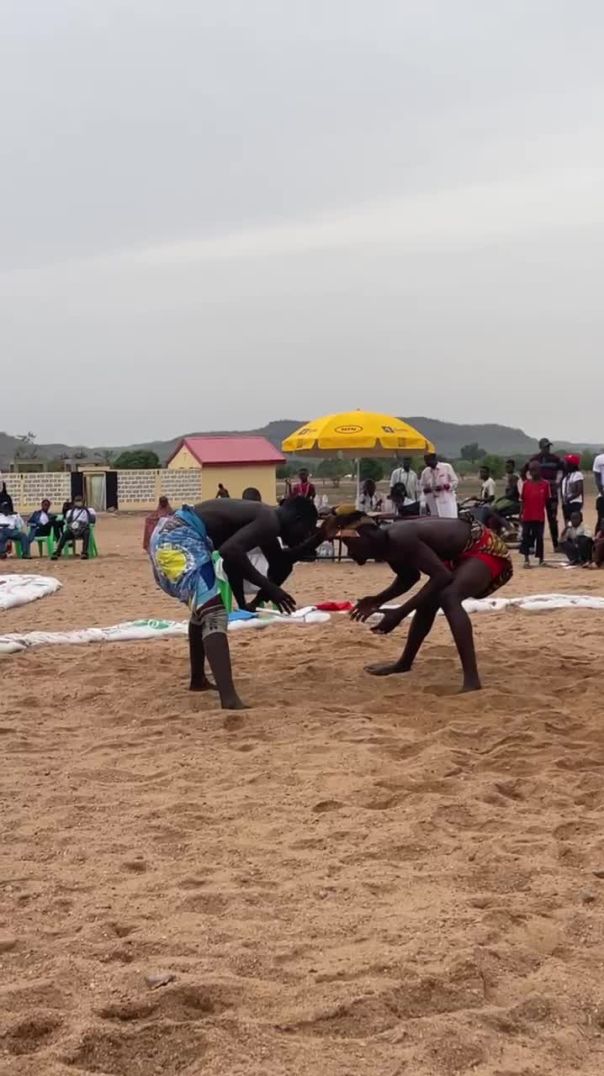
[419,453,459,518]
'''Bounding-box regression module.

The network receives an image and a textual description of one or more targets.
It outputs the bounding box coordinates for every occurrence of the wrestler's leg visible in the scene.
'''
[365,597,440,676]
[438,559,492,692]
[188,620,216,691]
[190,597,248,710]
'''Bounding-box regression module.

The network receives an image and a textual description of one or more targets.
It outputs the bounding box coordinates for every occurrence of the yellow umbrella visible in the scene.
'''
[281,411,434,504]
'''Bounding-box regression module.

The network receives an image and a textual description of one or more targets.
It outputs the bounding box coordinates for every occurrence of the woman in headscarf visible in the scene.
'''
[143,496,173,551]
[0,483,14,513]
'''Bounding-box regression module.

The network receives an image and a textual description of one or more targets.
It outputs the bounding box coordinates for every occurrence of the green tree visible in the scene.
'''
[113,449,160,470]
[359,458,384,482]
[480,454,505,480]
[317,458,347,487]
[276,463,294,479]
[460,442,486,464]
[580,450,595,471]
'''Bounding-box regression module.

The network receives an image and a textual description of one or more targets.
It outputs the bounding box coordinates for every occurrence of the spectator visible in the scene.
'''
[0,482,14,513]
[503,459,520,504]
[593,500,604,568]
[479,465,496,504]
[28,499,61,544]
[51,496,96,560]
[291,468,316,500]
[520,460,550,568]
[359,479,384,513]
[389,457,419,516]
[559,510,593,566]
[561,454,584,522]
[143,496,173,552]
[216,483,230,498]
[242,487,262,501]
[0,506,31,559]
[523,438,564,549]
[593,450,604,496]
[419,453,459,518]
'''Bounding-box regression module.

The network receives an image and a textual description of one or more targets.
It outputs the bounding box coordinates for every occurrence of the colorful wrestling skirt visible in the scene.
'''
[149,508,220,613]
[452,514,514,597]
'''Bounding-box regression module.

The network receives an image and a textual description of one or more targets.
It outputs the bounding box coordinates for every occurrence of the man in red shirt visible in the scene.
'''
[520,461,550,567]
[291,468,316,500]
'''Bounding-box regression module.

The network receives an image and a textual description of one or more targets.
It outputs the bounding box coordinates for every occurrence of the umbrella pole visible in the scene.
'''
[356,458,360,508]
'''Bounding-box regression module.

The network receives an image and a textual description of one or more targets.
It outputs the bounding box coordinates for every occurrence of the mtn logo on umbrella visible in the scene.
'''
[334,424,363,434]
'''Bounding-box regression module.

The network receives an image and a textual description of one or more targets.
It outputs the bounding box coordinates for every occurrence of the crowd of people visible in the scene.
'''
[0,485,96,560]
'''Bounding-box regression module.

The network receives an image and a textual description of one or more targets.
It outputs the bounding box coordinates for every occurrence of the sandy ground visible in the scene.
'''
[2,514,604,1076]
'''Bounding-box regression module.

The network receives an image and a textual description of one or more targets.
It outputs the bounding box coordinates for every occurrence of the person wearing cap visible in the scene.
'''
[522,438,565,549]
[561,454,584,522]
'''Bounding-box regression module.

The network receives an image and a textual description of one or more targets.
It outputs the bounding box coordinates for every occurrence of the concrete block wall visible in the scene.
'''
[159,469,203,505]
[0,471,71,513]
[116,470,159,507]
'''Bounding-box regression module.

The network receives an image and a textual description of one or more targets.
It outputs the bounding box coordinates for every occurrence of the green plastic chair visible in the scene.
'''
[58,523,99,558]
[35,533,55,558]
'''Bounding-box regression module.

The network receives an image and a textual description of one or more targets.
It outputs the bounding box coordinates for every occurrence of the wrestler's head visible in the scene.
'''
[277,495,318,547]
[330,504,387,565]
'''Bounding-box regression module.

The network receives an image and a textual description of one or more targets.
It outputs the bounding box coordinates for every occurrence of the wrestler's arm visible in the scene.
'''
[372,536,452,632]
[351,565,421,621]
[219,518,296,611]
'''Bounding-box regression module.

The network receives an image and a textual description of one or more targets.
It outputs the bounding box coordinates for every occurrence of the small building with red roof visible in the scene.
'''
[166,436,284,503]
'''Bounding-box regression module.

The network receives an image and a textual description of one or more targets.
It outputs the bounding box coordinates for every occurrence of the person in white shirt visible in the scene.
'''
[359,479,384,514]
[51,496,96,560]
[561,454,584,521]
[419,453,459,519]
[390,457,419,517]
[0,508,32,558]
[479,466,496,504]
[592,451,604,496]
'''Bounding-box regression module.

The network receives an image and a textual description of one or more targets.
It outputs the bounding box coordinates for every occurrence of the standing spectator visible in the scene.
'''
[389,457,419,516]
[0,506,31,559]
[143,496,173,552]
[523,438,564,549]
[520,461,550,568]
[419,453,459,518]
[479,465,496,504]
[503,459,520,505]
[51,496,96,560]
[0,482,14,513]
[559,511,593,565]
[593,450,604,496]
[28,499,61,543]
[291,468,316,500]
[561,454,584,521]
[358,479,384,513]
[216,483,230,498]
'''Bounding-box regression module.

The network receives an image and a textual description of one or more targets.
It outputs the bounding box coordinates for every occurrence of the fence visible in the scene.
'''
[0,469,203,513]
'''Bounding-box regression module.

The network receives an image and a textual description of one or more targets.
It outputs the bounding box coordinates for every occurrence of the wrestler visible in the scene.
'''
[329,506,513,693]
[149,497,319,709]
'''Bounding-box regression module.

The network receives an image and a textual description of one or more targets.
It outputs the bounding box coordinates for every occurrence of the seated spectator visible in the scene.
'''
[479,465,496,504]
[51,496,96,560]
[28,499,61,543]
[0,506,31,559]
[143,496,173,551]
[559,510,593,565]
[390,458,419,516]
[359,479,384,513]
[291,468,316,501]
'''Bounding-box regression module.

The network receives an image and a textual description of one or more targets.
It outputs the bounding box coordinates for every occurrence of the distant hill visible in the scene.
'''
[1,418,600,470]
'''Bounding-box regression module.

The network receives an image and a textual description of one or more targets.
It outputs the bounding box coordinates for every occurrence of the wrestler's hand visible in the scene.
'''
[371,607,405,635]
[267,585,297,614]
[350,596,381,622]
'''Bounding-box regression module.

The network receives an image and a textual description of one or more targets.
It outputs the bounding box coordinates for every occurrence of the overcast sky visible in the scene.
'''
[2,1,603,445]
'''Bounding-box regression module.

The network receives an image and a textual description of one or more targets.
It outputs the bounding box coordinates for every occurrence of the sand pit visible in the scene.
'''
[2,513,604,1075]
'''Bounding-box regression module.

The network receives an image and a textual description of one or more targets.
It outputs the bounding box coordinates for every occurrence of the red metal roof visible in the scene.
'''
[168,436,285,466]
